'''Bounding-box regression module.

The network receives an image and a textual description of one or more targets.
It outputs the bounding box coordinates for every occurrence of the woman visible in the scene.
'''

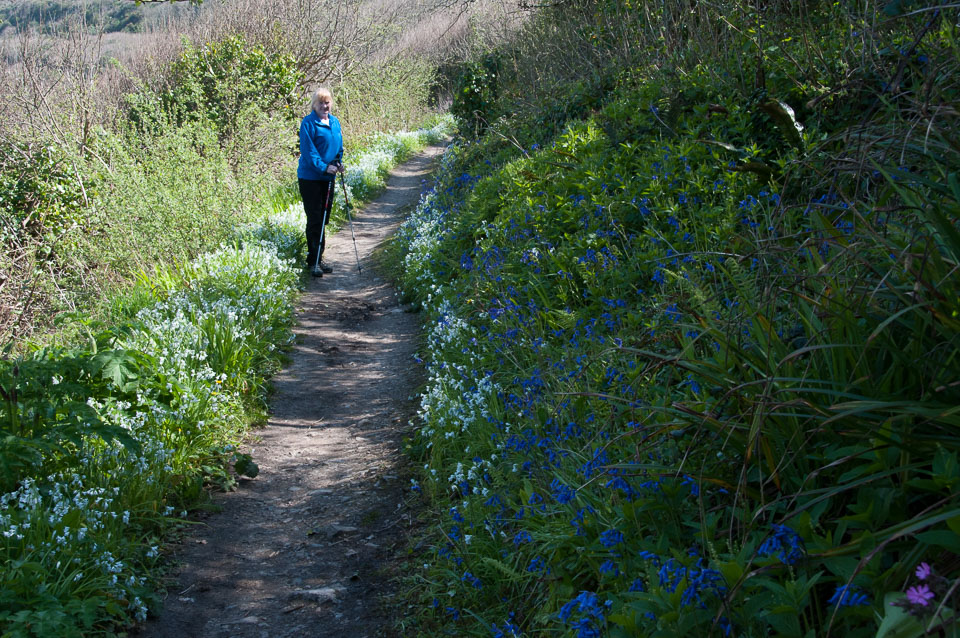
[298,87,344,277]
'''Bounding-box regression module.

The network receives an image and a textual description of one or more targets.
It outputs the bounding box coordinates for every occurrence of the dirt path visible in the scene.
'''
[137,145,445,638]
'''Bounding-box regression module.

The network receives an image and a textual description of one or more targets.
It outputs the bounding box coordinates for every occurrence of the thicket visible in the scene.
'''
[392,1,960,636]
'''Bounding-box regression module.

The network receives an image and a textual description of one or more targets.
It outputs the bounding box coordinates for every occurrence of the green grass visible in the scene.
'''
[0,117,453,636]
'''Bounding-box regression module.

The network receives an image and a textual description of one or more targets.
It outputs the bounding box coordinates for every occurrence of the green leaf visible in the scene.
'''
[915,529,960,553]
[717,560,744,586]
[89,349,141,391]
[947,515,960,536]
[876,592,925,638]
[732,161,774,184]
[933,447,960,480]
[759,99,804,149]
[948,172,960,202]
[233,454,259,478]
[608,625,636,638]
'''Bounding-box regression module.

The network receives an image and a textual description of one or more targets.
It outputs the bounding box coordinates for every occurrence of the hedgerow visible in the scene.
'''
[392,3,959,636]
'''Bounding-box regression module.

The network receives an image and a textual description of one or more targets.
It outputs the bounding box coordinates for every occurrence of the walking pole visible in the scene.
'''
[338,168,362,274]
[313,181,335,274]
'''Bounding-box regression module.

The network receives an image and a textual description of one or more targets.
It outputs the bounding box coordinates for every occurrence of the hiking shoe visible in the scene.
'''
[320,261,333,274]
[310,265,323,277]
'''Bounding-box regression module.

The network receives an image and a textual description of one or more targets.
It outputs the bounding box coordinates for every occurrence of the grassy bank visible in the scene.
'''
[390,2,959,636]
[0,119,450,636]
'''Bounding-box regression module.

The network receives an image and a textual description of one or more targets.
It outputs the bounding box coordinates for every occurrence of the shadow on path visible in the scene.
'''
[136,145,445,638]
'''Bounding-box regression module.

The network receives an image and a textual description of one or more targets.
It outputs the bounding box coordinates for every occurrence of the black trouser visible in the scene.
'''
[299,177,335,268]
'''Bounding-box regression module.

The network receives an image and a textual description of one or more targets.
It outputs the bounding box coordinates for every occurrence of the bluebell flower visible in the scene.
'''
[718,616,734,636]
[638,550,662,566]
[599,529,624,547]
[604,475,636,501]
[571,618,602,638]
[461,571,482,589]
[551,479,576,504]
[491,614,522,637]
[579,448,608,479]
[681,473,700,495]
[827,584,870,607]
[757,524,805,564]
[513,530,533,546]
[558,591,609,624]
[599,559,620,575]
[527,556,547,573]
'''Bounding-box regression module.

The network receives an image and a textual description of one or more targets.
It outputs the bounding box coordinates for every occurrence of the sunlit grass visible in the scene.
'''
[0,120,453,636]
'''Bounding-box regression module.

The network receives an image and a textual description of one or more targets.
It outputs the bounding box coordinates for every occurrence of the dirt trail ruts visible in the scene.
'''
[137,145,445,638]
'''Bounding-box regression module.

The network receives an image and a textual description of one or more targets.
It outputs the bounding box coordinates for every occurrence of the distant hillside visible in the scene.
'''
[0,0,192,34]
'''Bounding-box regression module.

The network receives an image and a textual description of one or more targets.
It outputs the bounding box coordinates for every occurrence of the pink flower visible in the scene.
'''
[915,562,932,580]
[905,585,935,607]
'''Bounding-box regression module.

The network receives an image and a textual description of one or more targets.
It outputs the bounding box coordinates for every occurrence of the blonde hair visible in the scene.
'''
[310,87,334,114]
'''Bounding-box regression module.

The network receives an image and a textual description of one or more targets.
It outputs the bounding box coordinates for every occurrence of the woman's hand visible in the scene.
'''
[325,164,338,175]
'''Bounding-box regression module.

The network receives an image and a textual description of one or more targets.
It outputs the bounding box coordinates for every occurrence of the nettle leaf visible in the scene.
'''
[88,349,142,392]
[759,99,804,150]
[0,434,47,490]
[933,447,960,481]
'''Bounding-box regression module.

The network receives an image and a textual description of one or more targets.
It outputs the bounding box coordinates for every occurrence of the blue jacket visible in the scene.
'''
[297,111,343,181]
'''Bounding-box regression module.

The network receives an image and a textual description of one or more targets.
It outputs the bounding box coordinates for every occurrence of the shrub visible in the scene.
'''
[0,141,89,240]
[450,54,501,137]
[126,34,302,143]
